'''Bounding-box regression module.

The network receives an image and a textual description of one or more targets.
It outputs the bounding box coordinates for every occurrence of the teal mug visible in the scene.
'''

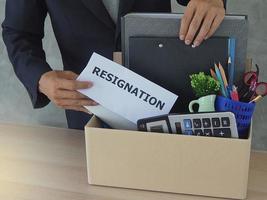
[189,95,216,113]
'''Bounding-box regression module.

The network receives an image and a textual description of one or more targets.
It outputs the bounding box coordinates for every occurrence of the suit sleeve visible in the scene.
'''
[176,0,227,9]
[2,0,52,109]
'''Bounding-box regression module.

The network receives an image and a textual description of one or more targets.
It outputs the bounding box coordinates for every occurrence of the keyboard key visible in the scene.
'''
[194,129,204,136]
[214,128,231,138]
[184,130,193,135]
[184,119,192,129]
[204,129,213,136]
[193,119,202,128]
[221,117,230,127]
[202,118,211,128]
[212,118,220,127]
[175,122,182,134]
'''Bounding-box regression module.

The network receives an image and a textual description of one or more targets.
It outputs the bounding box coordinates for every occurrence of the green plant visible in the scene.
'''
[190,72,220,98]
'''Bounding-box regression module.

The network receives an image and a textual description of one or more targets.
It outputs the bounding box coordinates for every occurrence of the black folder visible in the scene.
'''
[128,36,229,112]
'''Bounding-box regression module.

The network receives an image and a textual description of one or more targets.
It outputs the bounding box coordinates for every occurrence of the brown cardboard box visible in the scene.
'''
[85,116,252,199]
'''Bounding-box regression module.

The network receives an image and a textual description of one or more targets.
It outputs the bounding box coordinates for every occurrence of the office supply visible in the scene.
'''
[238,64,259,100]
[228,38,236,89]
[122,13,249,84]
[227,57,233,96]
[1,122,266,200]
[228,56,231,68]
[211,62,233,98]
[241,85,257,102]
[249,95,263,103]
[230,85,240,101]
[215,64,228,97]
[250,82,267,98]
[77,53,178,130]
[219,62,229,88]
[210,68,217,80]
[215,95,256,138]
[239,64,267,102]
[137,112,239,138]
[127,36,229,112]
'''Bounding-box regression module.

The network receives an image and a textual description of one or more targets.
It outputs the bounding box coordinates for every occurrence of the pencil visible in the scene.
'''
[214,64,228,98]
[249,95,263,103]
[210,68,217,80]
[218,62,228,88]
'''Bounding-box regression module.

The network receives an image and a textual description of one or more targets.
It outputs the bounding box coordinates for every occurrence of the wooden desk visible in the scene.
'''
[0,123,266,200]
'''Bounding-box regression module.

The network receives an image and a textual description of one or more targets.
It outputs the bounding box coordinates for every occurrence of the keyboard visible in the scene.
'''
[137,112,239,138]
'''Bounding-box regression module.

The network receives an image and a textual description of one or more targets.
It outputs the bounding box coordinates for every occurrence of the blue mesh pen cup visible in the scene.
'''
[215,96,256,139]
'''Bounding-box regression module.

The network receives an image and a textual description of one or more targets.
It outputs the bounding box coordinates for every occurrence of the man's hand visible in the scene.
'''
[179,0,225,48]
[39,71,97,113]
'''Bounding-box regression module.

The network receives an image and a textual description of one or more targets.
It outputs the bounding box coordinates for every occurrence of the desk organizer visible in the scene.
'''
[215,96,255,139]
[85,115,252,199]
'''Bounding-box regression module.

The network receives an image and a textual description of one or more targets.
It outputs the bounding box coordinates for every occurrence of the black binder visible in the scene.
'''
[128,36,230,112]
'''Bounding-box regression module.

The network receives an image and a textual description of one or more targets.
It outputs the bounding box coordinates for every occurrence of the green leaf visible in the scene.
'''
[190,72,220,97]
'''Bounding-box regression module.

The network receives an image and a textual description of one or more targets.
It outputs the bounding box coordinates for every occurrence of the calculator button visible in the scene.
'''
[204,129,213,136]
[202,118,211,128]
[184,119,192,129]
[193,119,202,128]
[184,130,193,135]
[213,128,231,138]
[212,118,220,127]
[175,122,182,134]
[194,129,204,136]
[221,117,230,127]
[150,125,164,133]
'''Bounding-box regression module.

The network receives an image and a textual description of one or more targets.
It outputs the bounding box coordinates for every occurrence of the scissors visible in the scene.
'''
[239,64,267,102]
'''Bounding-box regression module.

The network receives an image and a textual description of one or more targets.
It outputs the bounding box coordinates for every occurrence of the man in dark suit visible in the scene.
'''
[2,0,226,130]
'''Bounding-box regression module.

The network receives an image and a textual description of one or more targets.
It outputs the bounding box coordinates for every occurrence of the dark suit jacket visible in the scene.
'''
[2,0,226,130]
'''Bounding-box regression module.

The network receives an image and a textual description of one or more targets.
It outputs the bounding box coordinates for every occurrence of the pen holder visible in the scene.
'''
[215,96,256,139]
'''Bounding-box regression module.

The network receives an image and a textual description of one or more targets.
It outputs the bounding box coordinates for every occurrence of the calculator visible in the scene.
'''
[137,112,239,138]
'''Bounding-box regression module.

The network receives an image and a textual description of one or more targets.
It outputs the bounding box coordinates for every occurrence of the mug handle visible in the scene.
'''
[189,100,199,113]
